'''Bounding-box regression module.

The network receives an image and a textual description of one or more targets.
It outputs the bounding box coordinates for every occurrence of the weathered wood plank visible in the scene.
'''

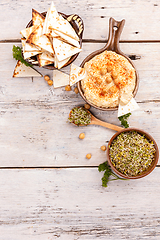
[0,100,160,167]
[1,42,160,101]
[0,0,160,41]
[0,168,160,239]
[0,42,160,167]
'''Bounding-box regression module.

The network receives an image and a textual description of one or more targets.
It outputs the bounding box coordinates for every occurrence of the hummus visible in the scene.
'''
[81,50,136,108]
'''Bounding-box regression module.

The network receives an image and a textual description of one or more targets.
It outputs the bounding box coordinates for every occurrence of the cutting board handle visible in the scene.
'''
[104,17,125,53]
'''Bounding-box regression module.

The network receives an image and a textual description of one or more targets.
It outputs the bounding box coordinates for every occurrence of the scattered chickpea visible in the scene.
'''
[101,145,106,151]
[47,80,53,86]
[65,85,71,91]
[84,103,90,110]
[74,87,79,94]
[44,75,50,81]
[86,153,92,159]
[79,133,85,139]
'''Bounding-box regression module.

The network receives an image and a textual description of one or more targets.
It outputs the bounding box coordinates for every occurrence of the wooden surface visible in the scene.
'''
[0,0,160,239]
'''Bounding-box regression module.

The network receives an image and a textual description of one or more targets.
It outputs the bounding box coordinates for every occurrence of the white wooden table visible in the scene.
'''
[0,0,160,239]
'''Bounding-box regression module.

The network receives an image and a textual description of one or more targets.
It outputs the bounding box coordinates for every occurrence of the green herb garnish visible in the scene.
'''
[118,113,131,128]
[12,45,32,67]
[98,161,127,187]
[68,106,91,126]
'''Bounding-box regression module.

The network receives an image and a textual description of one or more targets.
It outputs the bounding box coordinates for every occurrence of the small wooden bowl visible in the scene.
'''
[106,128,159,179]
[26,12,84,70]
[77,17,139,111]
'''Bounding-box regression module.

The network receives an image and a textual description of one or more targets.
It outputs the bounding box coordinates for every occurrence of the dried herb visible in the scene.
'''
[12,45,32,67]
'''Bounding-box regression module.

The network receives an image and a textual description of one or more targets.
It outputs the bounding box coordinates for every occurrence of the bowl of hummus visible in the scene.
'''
[77,17,139,110]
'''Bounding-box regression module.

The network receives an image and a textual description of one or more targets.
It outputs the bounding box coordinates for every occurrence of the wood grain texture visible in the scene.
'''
[0,0,160,41]
[0,168,160,239]
[0,42,160,167]
[1,0,160,238]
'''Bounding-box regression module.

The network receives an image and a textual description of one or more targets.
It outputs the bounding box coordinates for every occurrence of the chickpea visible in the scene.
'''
[105,74,113,84]
[79,133,85,139]
[100,68,107,75]
[84,103,90,110]
[74,87,79,94]
[47,80,53,86]
[101,145,106,151]
[86,153,92,159]
[107,65,112,73]
[44,75,50,81]
[65,85,71,91]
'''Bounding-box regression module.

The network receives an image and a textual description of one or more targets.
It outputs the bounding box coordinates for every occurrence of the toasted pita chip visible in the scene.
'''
[21,38,41,52]
[42,1,59,36]
[43,2,79,41]
[32,8,45,26]
[20,26,35,39]
[13,60,42,78]
[57,56,71,69]
[39,51,55,61]
[23,51,41,59]
[37,54,54,67]
[53,70,69,88]
[50,14,79,41]
[53,29,80,48]
[27,25,54,54]
[118,98,140,117]
[53,38,81,62]
[69,64,87,86]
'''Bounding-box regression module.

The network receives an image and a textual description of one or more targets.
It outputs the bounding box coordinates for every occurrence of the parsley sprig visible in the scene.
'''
[12,45,32,67]
[118,113,131,128]
[98,161,127,187]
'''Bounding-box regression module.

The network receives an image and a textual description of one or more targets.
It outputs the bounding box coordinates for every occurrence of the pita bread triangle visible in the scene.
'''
[52,29,80,48]
[13,60,42,78]
[21,38,41,52]
[42,1,59,36]
[50,14,79,41]
[37,54,54,67]
[118,98,140,117]
[20,26,35,39]
[53,70,69,88]
[69,64,87,86]
[26,24,54,54]
[54,54,70,69]
[39,51,55,61]
[43,2,79,41]
[32,8,45,26]
[53,38,82,62]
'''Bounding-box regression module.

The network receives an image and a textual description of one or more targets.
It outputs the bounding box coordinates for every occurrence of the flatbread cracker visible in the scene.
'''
[42,1,59,36]
[43,2,79,41]
[53,38,81,62]
[37,54,54,67]
[27,25,54,54]
[53,70,69,88]
[13,60,42,78]
[69,63,87,86]
[23,51,41,59]
[20,26,35,39]
[39,51,55,61]
[118,98,140,117]
[53,29,80,48]
[21,38,41,52]
[32,8,45,26]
